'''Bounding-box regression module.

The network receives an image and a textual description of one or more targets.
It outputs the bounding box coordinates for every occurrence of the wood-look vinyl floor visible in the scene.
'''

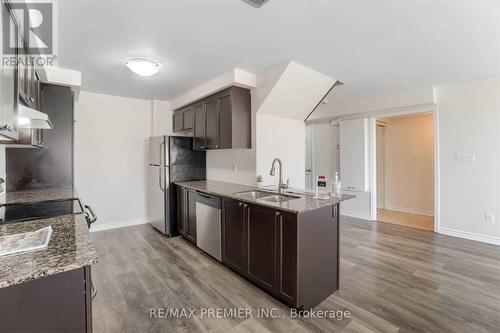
[377,209,434,231]
[90,216,500,333]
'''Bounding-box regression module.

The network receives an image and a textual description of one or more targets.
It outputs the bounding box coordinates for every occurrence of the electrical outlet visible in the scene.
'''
[485,213,495,223]
[454,153,476,163]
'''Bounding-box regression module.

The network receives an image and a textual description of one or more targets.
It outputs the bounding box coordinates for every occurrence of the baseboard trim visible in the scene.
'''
[384,205,434,217]
[438,227,500,246]
[90,217,151,233]
[341,210,371,220]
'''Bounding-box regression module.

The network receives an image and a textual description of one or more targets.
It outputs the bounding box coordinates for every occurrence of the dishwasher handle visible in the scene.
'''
[196,193,221,209]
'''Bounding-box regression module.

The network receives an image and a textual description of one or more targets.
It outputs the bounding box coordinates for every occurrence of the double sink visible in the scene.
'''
[234,190,300,203]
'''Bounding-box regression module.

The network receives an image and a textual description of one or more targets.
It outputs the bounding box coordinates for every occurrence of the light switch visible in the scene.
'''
[232,165,238,173]
[454,153,476,163]
[485,213,495,223]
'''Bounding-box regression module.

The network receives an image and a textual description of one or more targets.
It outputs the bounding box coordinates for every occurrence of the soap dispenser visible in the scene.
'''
[331,172,341,197]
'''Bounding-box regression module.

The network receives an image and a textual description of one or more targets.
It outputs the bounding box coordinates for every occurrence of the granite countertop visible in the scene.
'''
[0,187,79,205]
[0,213,97,288]
[176,180,355,213]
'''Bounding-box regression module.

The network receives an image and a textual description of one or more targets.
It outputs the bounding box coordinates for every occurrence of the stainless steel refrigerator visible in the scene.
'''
[148,136,206,235]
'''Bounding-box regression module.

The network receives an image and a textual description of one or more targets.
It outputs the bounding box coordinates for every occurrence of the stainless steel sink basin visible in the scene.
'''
[234,190,275,200]
[260,194,300,203]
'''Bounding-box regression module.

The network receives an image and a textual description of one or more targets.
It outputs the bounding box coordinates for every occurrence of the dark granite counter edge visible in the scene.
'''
[0,257,98,289]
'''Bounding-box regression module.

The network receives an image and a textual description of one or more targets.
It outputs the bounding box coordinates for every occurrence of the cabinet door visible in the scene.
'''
[186,190,197,244]
[205,99,219,148]
[177,187,187,236]
[218,94,232,149]
[193,104,206,150]
[173,112,183,132]
[183,108,194,130]
[0,4,19,140]
[246,204,277,294]
[221,198,246,275]
[276,212,297,306]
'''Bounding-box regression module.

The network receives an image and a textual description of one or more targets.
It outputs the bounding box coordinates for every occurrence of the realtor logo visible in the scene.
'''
[3,1,53,55]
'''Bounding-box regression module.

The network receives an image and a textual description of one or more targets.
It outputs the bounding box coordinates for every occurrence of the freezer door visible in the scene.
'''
[148,165,168,234]
[149,136,166,166]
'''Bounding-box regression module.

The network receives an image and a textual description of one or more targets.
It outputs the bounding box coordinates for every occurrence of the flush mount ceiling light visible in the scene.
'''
[124,58,160,76]
[243,0,270,8]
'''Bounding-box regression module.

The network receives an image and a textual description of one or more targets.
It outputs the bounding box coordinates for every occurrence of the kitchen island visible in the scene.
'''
[0,189,97,332]
[176,180,354,309]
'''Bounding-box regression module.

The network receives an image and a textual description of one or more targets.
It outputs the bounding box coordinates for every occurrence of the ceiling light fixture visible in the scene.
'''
[243,0,270,8]
[124,58,160,76]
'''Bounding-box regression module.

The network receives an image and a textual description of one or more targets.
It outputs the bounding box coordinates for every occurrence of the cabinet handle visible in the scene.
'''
[275,212,280,216]
[238,202,243,206]
[243,204,248,208]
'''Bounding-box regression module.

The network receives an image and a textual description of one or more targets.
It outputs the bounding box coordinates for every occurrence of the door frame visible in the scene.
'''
[369,104,440,233]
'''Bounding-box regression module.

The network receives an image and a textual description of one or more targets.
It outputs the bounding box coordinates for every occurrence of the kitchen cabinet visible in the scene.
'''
[221,198,298,306]
[339,118,369,192]
[0,1,19,140]
[186,189,197,244]
[221,198,246,275]
[172,107,194,132]
[174,86,251,151]
[204,98,219,148]
[246,204,278,294]
[0,266,92,332]
[177,184,341,309]
[176,187,196,244]
[276,211,297,305]
[177,186,188,236]
[193,103,206,150]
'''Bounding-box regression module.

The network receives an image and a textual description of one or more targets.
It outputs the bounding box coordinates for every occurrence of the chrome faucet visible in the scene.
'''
[269,158,289,194]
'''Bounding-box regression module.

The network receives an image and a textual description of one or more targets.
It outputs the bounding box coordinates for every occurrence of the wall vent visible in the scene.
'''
[243,0,270,8]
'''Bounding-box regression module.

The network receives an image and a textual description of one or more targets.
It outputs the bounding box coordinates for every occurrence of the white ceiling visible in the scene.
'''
[58,0,500,101]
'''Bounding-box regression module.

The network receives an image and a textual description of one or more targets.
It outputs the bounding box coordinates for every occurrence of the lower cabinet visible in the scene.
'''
[246,204,278,294]
[221,198,246,275]
[177,186,197,244]
[221,198,298,306]
[0,266,92,332]
[186,190,197,244]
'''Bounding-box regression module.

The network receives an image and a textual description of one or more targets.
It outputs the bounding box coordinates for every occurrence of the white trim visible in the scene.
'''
[439,227,500,246]
[90,217,151,233]
[341,210,372,220]
[369,104,440,234]
[383,205,434,217]
[369,116,377,220]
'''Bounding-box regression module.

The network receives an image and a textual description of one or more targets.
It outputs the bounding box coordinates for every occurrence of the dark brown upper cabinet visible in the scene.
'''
[173,86,251,151]
[193,103,206,150]
[172,106,194,133]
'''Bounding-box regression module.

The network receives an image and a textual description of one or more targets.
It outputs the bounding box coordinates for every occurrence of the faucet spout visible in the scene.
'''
[269,158,287,194]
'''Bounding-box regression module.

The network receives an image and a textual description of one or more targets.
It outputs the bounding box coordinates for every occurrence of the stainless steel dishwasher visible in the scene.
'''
[195,192,221,261]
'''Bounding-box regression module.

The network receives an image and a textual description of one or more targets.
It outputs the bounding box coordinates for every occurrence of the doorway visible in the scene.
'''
[375,112,435,231]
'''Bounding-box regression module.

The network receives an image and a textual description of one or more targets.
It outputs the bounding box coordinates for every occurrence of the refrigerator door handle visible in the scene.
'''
[159,166,165,192]
[159,140,166,191]
[160,140,165,166]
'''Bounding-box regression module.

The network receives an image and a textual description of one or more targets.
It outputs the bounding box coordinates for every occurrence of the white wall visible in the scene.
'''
[435,77,500,244]
[152,100,172,136]
[75,91,153,230]
[384,114,434,215]
[256,114,305,188]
